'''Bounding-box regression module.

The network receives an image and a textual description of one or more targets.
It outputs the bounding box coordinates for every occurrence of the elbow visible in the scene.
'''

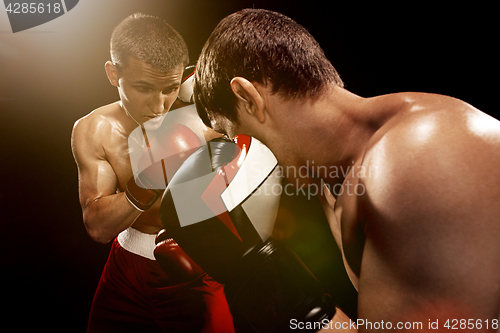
[83,218,114,244]
[88,229,113,244]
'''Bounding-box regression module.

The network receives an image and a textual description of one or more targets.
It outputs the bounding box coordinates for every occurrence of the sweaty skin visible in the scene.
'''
[71,57,219,243]
[219,80,500,331]
[327,93,500,328]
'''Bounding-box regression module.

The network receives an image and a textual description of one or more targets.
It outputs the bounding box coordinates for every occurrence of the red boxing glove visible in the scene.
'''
[154,229,205,283]
[125,123,204,211]
[125,163,164,212]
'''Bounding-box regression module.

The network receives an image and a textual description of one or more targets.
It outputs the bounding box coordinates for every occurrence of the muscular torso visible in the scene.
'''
[107,127,164,235]
[324,93,500,328]
[105,102,165,233]
[73,102,221,237]
[74,102,163,235]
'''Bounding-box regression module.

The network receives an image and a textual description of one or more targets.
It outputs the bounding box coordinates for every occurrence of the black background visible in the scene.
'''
[0,1,496,331]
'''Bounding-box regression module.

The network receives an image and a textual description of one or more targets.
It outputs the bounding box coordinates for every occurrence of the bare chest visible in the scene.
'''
[103,129,136,192]
[105,127,163,230]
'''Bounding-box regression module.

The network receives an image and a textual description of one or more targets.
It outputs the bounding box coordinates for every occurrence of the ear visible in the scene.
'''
[105,61,120,87]
[230,77,265,123]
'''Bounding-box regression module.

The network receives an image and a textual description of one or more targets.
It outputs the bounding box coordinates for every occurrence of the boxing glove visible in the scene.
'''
[125,123,204,211]
[153,229,205,283]
[160,136,336,332]
[178,65,195,104]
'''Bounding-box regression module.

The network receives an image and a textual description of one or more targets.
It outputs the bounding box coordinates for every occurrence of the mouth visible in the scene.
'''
[143,114,165,128]
[145,114,163,122]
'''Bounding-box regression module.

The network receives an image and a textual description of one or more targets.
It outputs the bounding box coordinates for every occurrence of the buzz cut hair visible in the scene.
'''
[110,13,189,73]
[194,9,343,128]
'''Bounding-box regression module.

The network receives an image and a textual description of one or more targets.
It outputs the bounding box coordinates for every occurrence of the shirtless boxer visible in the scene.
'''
[193,9,500,331]
[71,13,232,332]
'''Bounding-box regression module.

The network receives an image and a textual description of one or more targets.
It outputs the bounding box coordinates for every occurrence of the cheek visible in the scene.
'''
[118,84,133,104]
[120,88,145,109]
[118,81,141,103]
[165,94,178,110]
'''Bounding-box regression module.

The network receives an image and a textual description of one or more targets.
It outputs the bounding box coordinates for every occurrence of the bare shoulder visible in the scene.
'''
[357,93,500,321]
[71,102,123,158]
[71,102,119,140]
[72,102,122,137]
[363,93,500,198]
[363,93,500,220]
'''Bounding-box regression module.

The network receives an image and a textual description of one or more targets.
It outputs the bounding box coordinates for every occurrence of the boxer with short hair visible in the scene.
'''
[71,13,232,332]
[194,9,500,331]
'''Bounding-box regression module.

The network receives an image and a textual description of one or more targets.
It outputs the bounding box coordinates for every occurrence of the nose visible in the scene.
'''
[150,92,166,115]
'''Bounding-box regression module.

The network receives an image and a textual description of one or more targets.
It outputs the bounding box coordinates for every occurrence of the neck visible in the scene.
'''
[119,102,143,129]
[316,87,371,182]
[272,85,390,186]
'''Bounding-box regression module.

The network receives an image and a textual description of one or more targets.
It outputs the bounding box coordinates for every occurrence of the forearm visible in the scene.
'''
[83,192,142,244]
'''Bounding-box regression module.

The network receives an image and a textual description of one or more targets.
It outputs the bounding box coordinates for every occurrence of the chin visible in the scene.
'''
[143,114,166,131]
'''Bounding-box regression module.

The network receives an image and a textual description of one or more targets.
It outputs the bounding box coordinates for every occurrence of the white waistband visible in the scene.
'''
[117,227,157,261]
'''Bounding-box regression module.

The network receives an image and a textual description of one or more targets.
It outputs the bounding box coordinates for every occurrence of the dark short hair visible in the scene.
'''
[194,8,343,128]
[110,13,189,73]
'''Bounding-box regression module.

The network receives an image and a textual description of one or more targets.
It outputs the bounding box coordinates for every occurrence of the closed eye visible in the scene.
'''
[162,86,179,94]
[135,85,152,92]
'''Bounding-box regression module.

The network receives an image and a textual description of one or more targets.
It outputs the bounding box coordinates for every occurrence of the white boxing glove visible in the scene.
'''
[178,66,195,104]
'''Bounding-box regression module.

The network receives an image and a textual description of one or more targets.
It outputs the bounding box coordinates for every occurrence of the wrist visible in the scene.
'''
[125,176,162,211]
[124,191,146,212]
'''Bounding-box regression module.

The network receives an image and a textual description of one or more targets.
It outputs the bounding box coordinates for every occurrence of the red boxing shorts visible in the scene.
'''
[87,228,234,333]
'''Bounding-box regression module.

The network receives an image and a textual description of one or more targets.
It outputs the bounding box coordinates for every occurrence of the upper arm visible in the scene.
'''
[358,111,500,323]
[71,117,118,211]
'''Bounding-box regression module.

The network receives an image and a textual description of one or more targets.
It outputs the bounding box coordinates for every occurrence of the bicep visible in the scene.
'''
[72,122,118,209]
